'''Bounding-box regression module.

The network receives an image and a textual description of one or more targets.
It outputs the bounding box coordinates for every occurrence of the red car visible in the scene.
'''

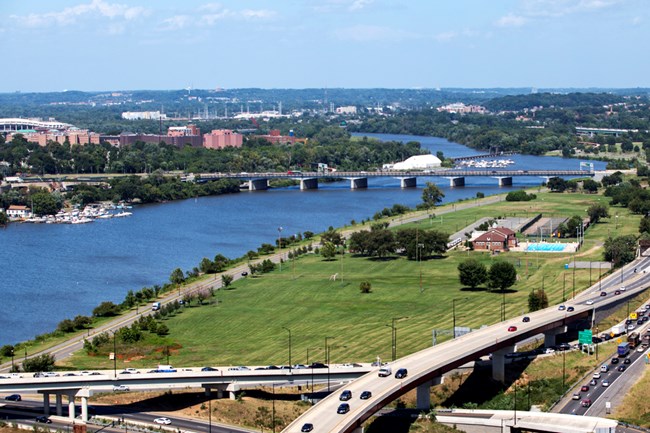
[581,385,589,392]
[508,326,517,332]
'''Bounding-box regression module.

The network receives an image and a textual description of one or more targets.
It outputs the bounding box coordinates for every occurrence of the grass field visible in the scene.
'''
[61,191,642,370]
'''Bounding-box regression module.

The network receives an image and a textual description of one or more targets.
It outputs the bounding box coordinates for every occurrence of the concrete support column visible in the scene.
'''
[544,327,566,347]
[55,394,63,416]
[248,178,268,191]
[399,177,417,188]
[492,346,514,383]
[352,428,364,433]
[300,178,318,190]
[229,391,237,400]
[43,393,50,416]
[447,177,465,187]
[67,393,75,420]
[81,396,88,422]
[205,388,211,397]
[497,177,513,186]
[416,381,432,410]
[350,177,368,189]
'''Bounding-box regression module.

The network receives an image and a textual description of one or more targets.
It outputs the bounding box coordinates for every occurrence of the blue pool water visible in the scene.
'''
[526,243,568,252]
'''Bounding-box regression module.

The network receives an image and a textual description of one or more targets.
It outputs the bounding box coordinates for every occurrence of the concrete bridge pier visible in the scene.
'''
[300,178,318,190]
[352,428,364,433]
[447,176,465,187]
[544,326,567,347]
[248,179,268,191]
[67,391,76,420]
[43,392,50,416]
[55,393,63,416]
[76,388,92,422]
[492,346,515,382]
[399,177,417,188]
[416,377,443,410]
[497,176,513,186]
[350,177,368,189]
[226,383,240,400]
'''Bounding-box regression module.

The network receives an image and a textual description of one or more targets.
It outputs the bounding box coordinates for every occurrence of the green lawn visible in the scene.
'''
[63,192,641,370]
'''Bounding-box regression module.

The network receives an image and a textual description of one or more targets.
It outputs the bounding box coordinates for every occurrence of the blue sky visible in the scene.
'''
[1,0,648,92]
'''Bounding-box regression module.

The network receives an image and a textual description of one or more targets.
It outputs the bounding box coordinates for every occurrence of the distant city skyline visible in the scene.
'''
[1,0,648,92]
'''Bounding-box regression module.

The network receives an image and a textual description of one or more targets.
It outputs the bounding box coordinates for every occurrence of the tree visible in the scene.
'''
[640,216,650,234]
[0,344,15,359]
[458,259,488,289]
[395,228,449,259]
[22,353,56,372]
[199,257,214,274]
[604,235,637,267]
[92,301,120,317]
[170,268,185,286]
[321,229,343,246]
[31,191,61,215]
[321,241,337,260]
[587,203,610,223]
[359,281,372,293]
[528,289,549,312]
[488,261,517,292]
[421,182,445,208]
[221,274,234,288]
[582,179,599,193]
[546,177,567,192]
[0,211,7,226]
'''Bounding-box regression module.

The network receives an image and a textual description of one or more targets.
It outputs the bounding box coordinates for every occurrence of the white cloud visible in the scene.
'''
[495,13,528,27]
[11,0,148,28]
[161,15,192,30]
[434,31,458,42]
[349,0,374,11]
[519,0,623,17]
[240,9,277,20]
[313,0,375,13]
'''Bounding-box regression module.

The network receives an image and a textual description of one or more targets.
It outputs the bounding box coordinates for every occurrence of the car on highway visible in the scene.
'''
[602,379,610,387]
[580,385,589,392]
[572,393,581,400]
[581,398,592,407]
[557,343,571,351]
[113,385,130,392]
[600,291,607,297]
[4,394,21,401]
[337,403,350,414]
[522,316,530,323]
[507,326,517,332]
[615,290,621,295]
[339,390,352,401]
[638,345,648,352]
[360,391,372,400]
[586,299,595,305]
[308,362,327,369]
[624,358,631,364]
[611,357,619,364]
[154,418,172,425]
[63,373,77,376]
[567,306,575,312]
[593,372,601,379]
[378,367,392,377]
[618,365,627,372]
[620,286,626,292]
[600,364,609,372]
[301,424,314,432]
[638,319,644,325]
[241,271,248,277]
[590,379,598,386]
[35,416,51,424]
[395,368,408,379]
[558,305,566,311]
[201,367,218,371]
[628,324,636,331]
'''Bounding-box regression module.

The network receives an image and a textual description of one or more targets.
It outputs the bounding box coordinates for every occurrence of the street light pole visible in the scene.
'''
[325,336,334,392]
[112,331,117,378]
[208,396,212,433]
[282,326,292,372]
[452,298,467,339]
[277,227,283,272]
[271,382,276,433]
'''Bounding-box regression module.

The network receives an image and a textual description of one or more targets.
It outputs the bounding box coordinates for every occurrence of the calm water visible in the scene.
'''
[0,134,606,345]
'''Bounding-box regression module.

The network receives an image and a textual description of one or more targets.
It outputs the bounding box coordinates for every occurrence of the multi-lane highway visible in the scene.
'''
[282,256,650,433]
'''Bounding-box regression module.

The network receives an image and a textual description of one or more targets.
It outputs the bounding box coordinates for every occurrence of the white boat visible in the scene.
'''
[113,211,132,218]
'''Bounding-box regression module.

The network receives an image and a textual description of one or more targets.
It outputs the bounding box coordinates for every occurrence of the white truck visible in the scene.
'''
[152,302,161,311]
[611,324,626,336]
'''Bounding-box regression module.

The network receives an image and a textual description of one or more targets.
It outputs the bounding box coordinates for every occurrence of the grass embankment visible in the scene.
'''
[614,368,650,427]
[60,192,640,370]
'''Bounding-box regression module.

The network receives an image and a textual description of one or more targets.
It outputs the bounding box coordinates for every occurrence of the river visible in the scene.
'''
[0,134,606,345]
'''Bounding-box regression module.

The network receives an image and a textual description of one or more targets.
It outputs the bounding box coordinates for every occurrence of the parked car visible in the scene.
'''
[154,418,172,425]
[301,424,314,432]
[395,368,408,379]
[337,403,350,414]
[360,391,372,400]
[339,390,352,401]
[4,394,21,401]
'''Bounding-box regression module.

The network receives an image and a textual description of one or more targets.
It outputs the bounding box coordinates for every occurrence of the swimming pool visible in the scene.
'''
[526,243,567,252]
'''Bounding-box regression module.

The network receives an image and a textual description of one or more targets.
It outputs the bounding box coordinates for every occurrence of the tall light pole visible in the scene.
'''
[271,382,276,433]
[325,336,334,392]
[452,298,467,339]
[277,227,283,272]
[111,330,117,378]
[386,317,406,361]
[418,242,425,294]
[282,326,292,372]
[208,395,212,433]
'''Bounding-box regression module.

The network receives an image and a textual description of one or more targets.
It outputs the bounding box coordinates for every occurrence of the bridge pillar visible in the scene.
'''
[43,393,50,416]
[492,346,514,383]
[81,396,89,422]
[399,177,417,188]
[248,179,268,191]
[300,178,318,190]
[497,177,513,186]
[204,388,211,397]
[447,177,465,187]
[352,428,364,433]
[415,379,433,410]
[55,393,63,416]
[67,392,76,420]
[544,327,567,347]
[226,383,240,400]
[350,177,368,189]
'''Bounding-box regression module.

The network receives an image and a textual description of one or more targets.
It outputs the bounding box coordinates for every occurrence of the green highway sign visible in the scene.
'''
[578,330,593,345]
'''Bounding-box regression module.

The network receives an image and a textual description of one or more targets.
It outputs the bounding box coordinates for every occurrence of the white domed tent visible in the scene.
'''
[392,154,441,170]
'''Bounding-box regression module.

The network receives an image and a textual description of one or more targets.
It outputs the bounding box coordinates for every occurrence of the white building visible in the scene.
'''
[390,154,442,171]
[121,111,168,120]
[6,205,31,220]
[336,106,357,115]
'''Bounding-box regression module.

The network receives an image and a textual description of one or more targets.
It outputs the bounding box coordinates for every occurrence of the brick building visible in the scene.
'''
[472,227,518,252]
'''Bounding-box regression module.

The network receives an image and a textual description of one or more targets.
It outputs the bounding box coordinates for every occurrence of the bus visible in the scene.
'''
[617,342,630,357]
